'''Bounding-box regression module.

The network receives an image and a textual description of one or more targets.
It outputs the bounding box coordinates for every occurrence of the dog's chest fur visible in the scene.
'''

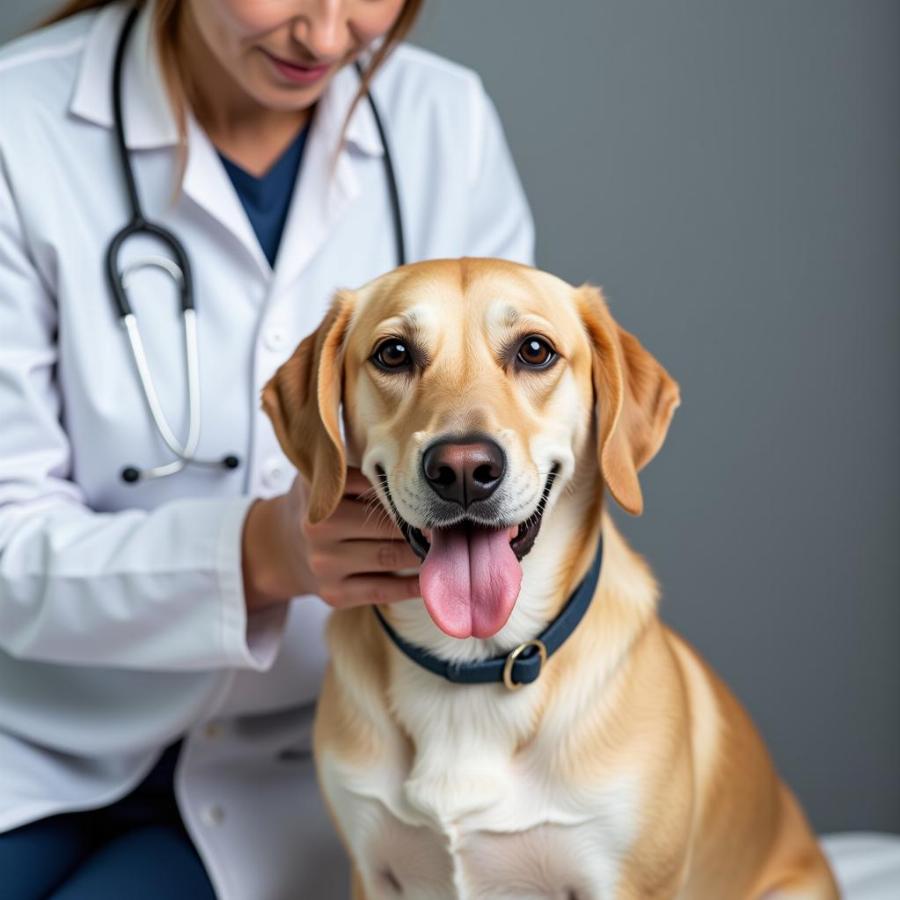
[320,624,646,899]
[324,770,639,900]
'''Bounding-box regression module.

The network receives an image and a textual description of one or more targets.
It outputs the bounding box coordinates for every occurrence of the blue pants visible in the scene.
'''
[1,743,216,900]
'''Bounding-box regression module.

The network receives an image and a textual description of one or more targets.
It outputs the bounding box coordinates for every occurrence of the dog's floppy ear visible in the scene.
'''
[577,285,680,516]
[261,291,354,523]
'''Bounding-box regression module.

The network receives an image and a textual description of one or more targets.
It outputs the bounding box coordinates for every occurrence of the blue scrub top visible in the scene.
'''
[218,125,309,267]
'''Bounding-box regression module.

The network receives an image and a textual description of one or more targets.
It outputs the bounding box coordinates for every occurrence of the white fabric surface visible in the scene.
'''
[822,833,900,898]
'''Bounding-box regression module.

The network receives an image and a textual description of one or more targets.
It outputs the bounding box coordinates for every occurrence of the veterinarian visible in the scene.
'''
[0,0,533,896]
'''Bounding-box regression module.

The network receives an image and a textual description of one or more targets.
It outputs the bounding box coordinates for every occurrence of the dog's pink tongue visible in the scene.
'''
[420,525,522,639]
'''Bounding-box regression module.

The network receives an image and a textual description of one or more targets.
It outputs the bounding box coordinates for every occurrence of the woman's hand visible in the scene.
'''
[241,467,421,614]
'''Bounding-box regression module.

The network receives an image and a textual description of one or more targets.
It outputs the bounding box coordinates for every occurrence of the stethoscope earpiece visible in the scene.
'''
[121,466,141,484]
[222,455,241,470]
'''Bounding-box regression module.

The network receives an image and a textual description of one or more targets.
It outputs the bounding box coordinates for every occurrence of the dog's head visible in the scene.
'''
[263,259,679,640]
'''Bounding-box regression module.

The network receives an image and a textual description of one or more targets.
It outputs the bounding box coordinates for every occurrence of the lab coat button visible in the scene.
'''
[201,804,225,827]
[263,325,289,352]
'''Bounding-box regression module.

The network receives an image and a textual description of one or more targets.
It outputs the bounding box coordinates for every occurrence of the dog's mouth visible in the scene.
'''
[376,465,559,639]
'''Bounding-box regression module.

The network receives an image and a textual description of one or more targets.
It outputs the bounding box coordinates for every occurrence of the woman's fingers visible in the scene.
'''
[299,467,423,608]
[317,495,404,540]
[323,573,421,610]
[344,538,421,573]
[307,538,420,586]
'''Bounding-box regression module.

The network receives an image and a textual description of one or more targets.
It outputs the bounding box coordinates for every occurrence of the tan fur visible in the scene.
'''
[263,259,837,899]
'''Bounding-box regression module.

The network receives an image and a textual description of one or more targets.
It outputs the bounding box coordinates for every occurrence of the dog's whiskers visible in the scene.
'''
[363,502,393,530]
[358,479,398,531]
[363,496,397,531]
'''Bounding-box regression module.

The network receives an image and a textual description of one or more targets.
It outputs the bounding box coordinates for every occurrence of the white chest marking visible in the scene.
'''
[321,739,641,900]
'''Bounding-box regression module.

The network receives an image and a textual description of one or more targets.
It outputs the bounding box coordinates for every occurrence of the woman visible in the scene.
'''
[0,0,533,896]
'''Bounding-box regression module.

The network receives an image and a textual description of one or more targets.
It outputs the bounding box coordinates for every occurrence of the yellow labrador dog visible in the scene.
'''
[263,259,837,899]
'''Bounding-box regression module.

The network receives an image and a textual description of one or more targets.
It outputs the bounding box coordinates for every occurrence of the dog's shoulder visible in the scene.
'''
[316,607,397,765]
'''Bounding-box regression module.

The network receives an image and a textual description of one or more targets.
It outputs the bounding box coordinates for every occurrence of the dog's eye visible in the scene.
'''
[516,336,556,369]
[372,339,413,371]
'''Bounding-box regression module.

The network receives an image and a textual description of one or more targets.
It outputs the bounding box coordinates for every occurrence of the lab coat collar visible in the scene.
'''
[69,2,178,150]
[68,1,385,157]
[69,1,385,282]
[314,61,385,159]
[178,62,382,283]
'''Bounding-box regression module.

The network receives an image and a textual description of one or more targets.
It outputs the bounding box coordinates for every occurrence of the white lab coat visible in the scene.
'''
[0,2,533,896]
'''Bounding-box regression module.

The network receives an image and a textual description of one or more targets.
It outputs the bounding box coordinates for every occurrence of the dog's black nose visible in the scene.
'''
[422,437,506,507]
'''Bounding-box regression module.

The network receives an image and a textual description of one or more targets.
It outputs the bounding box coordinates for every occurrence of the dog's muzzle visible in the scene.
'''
[375,459,560,640]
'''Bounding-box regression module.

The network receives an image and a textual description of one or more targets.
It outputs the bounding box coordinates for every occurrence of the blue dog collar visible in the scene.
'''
[372,536,604,690]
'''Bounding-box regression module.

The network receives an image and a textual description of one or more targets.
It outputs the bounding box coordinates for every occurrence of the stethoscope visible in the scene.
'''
[108,6,405,484]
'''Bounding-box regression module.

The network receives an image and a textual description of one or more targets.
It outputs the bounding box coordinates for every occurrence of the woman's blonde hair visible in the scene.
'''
[42,0,424,146]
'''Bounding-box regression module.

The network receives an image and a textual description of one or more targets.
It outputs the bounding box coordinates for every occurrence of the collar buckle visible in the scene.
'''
[502,639,548,691]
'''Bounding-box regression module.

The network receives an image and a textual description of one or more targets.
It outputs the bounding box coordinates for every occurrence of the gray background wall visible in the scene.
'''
[4,1,898,834]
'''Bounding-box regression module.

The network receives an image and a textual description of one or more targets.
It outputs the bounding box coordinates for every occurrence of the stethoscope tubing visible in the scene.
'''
[354,60,405,268]
[108,5,404,484]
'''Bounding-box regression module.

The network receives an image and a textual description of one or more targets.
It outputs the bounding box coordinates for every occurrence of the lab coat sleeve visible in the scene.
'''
[465,77,536,266]
[0,165,285,672]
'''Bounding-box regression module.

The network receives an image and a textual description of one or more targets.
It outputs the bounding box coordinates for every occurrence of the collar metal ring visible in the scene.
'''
[502,639,548,691]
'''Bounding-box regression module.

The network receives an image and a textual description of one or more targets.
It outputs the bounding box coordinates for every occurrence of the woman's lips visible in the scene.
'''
[264,51,332,85]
